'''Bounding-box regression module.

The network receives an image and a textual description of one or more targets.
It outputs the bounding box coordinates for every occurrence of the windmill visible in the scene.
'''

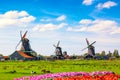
[82,38,96,59]
[53,41,63,59]
[15,31,37,57]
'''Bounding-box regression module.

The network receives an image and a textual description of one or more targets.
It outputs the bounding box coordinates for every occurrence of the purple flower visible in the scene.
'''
[14,71,114,80]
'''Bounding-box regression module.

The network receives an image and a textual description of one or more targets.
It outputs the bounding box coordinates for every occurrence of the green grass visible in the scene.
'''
[0,60,120,80]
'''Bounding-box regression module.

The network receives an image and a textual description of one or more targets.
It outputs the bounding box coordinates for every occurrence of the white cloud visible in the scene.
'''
[79,19,92,25]
[67,27,87,32]
[82,0,93,5]
[0,11,29,19]
[40,18,52,22]
[67,19,120,34]
[56,15,66,21]
[39,15,66,22]
[0,10,36,28]
[18,11,29,17]
[32,23,67,32]
[20,16,35,23]
[96,1,117,9]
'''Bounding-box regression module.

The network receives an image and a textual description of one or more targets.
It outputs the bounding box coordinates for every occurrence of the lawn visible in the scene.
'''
[0,59,120,80]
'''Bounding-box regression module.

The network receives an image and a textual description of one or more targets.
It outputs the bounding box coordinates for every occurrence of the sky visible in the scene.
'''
[0,0,120,56]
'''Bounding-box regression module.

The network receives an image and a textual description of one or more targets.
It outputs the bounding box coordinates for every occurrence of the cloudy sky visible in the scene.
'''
[0,0,120,56]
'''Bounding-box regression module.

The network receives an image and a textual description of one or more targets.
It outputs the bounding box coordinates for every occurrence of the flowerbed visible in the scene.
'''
[14,71,120,80]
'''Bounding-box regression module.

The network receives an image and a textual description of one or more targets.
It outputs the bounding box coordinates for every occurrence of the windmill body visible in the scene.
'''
[55,47,62,56]
[82,38,96,59]
[22,38,31,51]
[10,31,37,60]
[88,45,95,56]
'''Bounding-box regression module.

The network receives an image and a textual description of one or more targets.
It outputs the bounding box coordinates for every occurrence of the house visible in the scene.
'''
[10,51,36,60]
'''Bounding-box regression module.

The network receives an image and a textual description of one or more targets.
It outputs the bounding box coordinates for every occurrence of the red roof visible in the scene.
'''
[18,50,33,58]
[3,56,9,59]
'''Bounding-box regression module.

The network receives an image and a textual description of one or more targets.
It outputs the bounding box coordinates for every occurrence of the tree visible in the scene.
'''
[107,51,112,57]
[113,49,119,58]
[95,53,100,56]
[0,54,3,56]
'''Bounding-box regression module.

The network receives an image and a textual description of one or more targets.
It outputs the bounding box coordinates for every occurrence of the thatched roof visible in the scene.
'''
[18,50,33,58]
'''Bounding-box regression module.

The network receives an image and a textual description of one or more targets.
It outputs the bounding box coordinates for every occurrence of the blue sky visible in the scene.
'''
[0,0,120,56]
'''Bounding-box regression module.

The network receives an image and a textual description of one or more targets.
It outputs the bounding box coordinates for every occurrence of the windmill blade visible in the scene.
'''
[89,41,96,46]
[81,47,88,51]
[22,31,28,38]
[81,41,96,51]
[15,40,22,50]
[53,44,56,48]
[86,38,90,46]
[15,31,23,50]
[57,41,60,47]
[20,31,22,39]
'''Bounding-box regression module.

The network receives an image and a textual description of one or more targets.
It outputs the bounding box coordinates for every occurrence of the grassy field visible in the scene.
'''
[0,59,120,80]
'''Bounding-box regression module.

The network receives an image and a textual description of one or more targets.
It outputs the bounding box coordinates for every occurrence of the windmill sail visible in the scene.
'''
[89,41,96,46]
[81,47,88,51]
[86,38,90,46]
[53,45,56,48]
[15,31,23,50]
[57,41,60,47]
[22,31,27,39]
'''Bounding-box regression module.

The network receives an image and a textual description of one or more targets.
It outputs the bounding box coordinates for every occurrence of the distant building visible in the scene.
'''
[63,51,69,59]
[0,56,5,61]
[3,56,9,60]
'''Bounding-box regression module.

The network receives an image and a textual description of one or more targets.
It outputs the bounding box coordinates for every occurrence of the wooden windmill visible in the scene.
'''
[53,41,63,59]
[82,38,96,58]
[10,31,37,60]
